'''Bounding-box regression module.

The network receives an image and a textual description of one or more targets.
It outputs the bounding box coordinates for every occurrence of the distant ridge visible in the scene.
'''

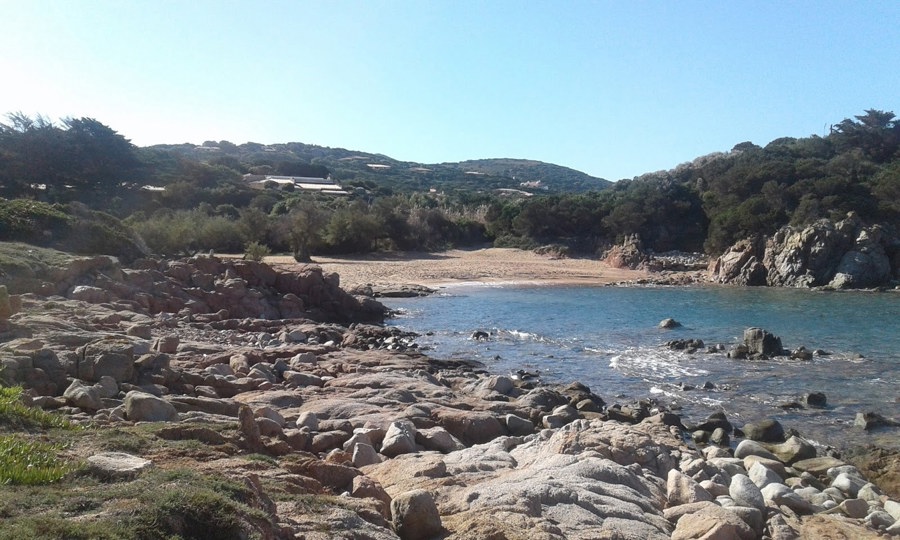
[151,141,612,194]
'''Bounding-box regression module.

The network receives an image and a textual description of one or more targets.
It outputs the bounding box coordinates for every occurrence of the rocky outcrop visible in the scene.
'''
[707,237,768,286]
[6,253,387,324]
[2,259,899,539]
[602,234,649,269]
[710,213,898,289]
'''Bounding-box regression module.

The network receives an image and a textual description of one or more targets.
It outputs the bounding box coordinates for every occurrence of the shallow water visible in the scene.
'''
[383,285,900,450]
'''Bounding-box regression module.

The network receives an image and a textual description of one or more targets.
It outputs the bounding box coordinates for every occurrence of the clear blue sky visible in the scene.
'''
[2,1,898,181]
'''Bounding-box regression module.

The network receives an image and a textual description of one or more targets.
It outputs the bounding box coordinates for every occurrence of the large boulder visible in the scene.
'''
[76,338,136,383]
[124,391,179,422]
[391,489,442,540]
[741,328,784,358]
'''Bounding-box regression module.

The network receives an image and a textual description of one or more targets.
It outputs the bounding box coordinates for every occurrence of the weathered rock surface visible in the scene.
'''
[710,213,898,289]
[1,251,897,539]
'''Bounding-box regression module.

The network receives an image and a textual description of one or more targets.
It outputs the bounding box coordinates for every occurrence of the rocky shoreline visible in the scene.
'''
[1,254,899,538]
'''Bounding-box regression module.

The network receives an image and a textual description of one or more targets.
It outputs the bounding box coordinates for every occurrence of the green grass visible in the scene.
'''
[0,436,78,485]
[0,387,72,430]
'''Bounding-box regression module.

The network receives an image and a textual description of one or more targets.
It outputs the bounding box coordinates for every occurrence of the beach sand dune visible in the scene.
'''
[265,247,650,288]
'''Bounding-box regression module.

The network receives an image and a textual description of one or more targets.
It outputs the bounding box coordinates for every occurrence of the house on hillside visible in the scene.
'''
[242,174,348,195]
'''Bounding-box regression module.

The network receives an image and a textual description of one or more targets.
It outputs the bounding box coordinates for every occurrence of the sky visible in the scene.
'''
[1,1,898,181]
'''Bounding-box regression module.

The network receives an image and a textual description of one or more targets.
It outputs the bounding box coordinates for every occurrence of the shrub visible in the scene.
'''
[244,241,271,262]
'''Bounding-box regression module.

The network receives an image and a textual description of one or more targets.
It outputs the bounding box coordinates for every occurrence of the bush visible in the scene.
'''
[0,199,71,244]
[244,241,271,262]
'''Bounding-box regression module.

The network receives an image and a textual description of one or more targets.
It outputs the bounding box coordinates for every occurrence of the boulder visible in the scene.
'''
[77,338,136,383]
[765,435,817,464]
[87,452,153,481]
[671,503,756,540]
[805,391,827,408]
[390,489,442,540]
[742,328,785,358]
[729,474,766,514]
[63,379,103,411]
[659,318,682,329]
[124,391,179,422]
[667,468,713,506]
[748,462,782,489]
[433,408,506,445]
[381,421,418,457]
[854,411,900,430]
[742,419,785,442]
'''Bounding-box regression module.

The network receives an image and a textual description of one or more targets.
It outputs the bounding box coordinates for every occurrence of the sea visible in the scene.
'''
[382,284,900,451]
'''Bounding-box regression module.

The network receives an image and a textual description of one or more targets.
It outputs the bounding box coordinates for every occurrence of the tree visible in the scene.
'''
[277,201,326,262]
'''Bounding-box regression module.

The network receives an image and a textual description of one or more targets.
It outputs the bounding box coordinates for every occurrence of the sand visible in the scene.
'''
[264,248,651,289]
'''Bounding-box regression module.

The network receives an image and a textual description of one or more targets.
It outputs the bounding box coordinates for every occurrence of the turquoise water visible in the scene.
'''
[384,285,900,450]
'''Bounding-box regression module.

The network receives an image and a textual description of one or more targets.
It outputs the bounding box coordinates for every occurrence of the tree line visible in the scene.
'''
[0,109,897,261]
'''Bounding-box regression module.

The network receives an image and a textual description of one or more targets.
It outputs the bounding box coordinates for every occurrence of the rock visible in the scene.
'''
[730,474,766,514]
[391,489,442,540]
[792,456,846,476]
[77,338,136,383]
[734,439,779,460]
[832,472,867,498]
[730,505,765,537]
[707,237,768,286]
[748,462,782,489]
[766,513,799,540]
[885,499,900,521]
[765,435,817,464]
[855,411,899,430]
[283,370,325,387]
[659,318,682,329]
[504,414,534,436]
[742,327,785,357]
[69,285,111,304]
[836,498,870,519]
[351,476,392,517]
[710,427,730,447]
[123,391,179,422]
[742,418,785,442]
[433,408,506,445]
[381,421,417,457]
[857,482,883,503]
[760,482,816,514]
[296,411,319,431]
[866,510,896,530]
[352,443,381,467]
[154,335,179,354]
[671,503,756,540]
[94,376,119,399]
[480,375,514,395]
[87,452,153,481]
[542,404,580,428]
[255,417,283,437]
[63,379,103,410]
[667,468,714,507]
[415,427,464,453]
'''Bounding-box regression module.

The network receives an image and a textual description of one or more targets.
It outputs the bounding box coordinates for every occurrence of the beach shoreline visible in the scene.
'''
[264,247,678,289]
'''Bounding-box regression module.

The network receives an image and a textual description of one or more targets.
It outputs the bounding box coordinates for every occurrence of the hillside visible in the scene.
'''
[446,158,612,192]
[150,142,611,195]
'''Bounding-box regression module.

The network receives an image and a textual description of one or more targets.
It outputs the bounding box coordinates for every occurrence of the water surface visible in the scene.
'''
[384,285,900,450]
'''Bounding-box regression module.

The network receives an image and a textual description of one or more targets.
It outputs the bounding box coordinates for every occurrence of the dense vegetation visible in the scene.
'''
[0,109,897,260]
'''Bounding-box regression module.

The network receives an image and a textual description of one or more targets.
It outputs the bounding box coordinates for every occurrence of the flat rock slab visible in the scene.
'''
[87,452,153,480]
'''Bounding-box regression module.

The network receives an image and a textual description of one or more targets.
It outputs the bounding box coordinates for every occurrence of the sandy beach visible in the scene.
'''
[264,248,652,289]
